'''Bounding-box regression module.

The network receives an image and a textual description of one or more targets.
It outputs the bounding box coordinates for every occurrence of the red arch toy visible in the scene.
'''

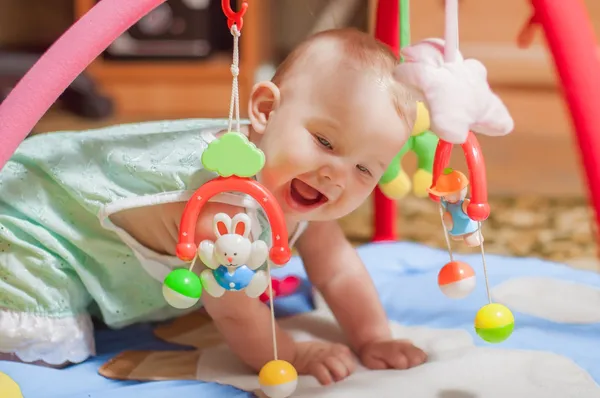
[176,176,291,266]
[429,131,490,222]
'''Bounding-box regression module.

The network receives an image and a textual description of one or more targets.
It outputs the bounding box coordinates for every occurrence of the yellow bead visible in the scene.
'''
[259,360,297,385]
[475,303,514,329]
[259,360,298,398]
[474,303,515,343]
[0,372,23,398]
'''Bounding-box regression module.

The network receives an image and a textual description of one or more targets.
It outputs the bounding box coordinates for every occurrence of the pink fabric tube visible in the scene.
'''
[0,0,166,170]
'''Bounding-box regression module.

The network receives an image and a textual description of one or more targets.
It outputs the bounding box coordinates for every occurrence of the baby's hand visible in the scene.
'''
[293,341,357,385]
[359,339,427,370]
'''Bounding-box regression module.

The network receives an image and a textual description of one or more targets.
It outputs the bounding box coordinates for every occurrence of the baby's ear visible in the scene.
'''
[248,81,280,135]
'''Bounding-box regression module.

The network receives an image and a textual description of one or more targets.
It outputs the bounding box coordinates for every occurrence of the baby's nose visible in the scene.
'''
[227,256,233,263]
[318,165,346,188]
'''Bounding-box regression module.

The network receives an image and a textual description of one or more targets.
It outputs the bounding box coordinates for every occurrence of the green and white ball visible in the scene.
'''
[162,269,203,309]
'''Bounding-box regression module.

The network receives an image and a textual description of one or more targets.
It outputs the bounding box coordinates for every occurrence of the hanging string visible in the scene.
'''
[188,255,197,272]
[266,259,278,360]
[477,222,492,304]
[444,0,459,63]
[228,24,241,133]
[438,203,454,262]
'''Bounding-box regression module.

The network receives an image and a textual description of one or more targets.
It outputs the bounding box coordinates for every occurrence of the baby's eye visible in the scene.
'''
[233,253,237,256]
[356,164,371,176]
[316,136,333,149]
[224,252,227,256]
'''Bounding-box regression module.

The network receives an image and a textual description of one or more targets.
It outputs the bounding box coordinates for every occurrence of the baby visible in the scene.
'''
[0,28,427,384]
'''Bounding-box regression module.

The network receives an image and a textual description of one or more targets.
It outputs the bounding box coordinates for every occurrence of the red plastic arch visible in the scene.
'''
[176,176,291,265]
[429,131,490,222]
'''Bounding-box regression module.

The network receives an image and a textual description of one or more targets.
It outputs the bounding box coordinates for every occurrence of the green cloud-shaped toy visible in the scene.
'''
[201,132,265,177]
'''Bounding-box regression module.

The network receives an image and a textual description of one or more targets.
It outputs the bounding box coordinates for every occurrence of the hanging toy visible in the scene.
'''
[198,213,270,298]
[429,168,483,247]
[437,260,475,299]
[474,303,515,344]
[164,3,298,396]
[410,0,513,343]
[162,268,203,309]
[259,360,299,398]
[430,133,514,343]
[163,130,291,306]
[378,0,439,200]
[430,138,514,343]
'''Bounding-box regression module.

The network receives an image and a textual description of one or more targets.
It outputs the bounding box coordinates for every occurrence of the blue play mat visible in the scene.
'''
[2,241,599,397]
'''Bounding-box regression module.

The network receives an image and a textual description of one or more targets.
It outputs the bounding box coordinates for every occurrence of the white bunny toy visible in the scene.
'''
[198,213,270,298]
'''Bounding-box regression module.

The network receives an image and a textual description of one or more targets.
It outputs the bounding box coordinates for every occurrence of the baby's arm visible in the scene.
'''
[296,221,391,349]
[297,221,427,370]
[193,203,296,370]
[202,289,296,370]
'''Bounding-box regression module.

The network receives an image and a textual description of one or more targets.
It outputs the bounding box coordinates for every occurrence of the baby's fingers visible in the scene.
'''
[386,344,427,369]
[324,356,351,382]
[310,356,354,385]
[332,344,357,375]
[311,362,334,385]
[404,345,428,367]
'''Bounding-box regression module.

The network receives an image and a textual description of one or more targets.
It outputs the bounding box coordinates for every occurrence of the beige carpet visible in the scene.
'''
[340,195,599,272]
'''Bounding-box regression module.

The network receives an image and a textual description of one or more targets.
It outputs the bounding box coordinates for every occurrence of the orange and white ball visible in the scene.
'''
[258,360,298,398]
[437,261,476,299]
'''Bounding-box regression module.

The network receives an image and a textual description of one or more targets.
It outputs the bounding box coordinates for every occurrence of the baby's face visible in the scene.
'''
[255,59,408,222]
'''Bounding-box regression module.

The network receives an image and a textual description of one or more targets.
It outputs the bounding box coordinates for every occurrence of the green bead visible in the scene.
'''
[475,322,514,343]
[163,269,202,298]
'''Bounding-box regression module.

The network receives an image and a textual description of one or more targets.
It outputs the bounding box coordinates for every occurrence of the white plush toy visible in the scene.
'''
[394,38,514,144]
[198,213,270,298]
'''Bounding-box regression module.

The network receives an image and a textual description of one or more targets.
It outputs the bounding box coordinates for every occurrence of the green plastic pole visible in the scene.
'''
[400,0,410,49]
[378,0,439,200]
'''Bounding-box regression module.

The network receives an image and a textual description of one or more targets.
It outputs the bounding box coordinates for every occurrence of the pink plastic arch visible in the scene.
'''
[0,0,166,171]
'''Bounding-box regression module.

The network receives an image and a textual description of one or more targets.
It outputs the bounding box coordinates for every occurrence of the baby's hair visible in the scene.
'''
[271,28,417,131]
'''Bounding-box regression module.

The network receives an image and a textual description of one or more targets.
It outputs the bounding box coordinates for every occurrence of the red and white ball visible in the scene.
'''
[437,261,476,299]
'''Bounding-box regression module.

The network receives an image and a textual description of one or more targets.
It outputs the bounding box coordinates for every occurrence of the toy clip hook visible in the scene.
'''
[222,0,248,31]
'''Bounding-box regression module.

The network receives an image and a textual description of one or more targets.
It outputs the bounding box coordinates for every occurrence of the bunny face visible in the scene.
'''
[213,213,253,267]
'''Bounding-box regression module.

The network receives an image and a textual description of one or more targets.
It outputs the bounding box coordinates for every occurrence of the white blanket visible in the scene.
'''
[194,294,600,397]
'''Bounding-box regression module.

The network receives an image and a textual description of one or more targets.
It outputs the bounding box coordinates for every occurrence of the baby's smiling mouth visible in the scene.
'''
[287,178,328,211]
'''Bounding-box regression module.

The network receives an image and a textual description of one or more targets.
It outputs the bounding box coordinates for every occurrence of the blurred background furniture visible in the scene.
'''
[0,51,113,120]
[73,0,272,119]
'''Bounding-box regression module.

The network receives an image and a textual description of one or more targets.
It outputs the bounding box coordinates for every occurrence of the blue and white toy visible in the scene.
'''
[198,213,270,298]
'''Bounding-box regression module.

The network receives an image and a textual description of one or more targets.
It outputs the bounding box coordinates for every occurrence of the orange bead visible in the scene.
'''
[438,261,476,299]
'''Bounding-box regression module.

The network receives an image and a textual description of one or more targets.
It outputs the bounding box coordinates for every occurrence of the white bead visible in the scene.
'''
[260,380,298,398]
[162,285,199,309]
[439,276,476,299]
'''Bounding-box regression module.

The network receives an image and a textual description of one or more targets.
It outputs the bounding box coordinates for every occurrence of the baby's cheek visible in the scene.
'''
[268,146,304,170]
[342,185,374,214]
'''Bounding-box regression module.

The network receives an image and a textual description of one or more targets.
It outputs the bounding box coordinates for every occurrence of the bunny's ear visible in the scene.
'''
[231,213,251,238]
[213,213,232,238]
